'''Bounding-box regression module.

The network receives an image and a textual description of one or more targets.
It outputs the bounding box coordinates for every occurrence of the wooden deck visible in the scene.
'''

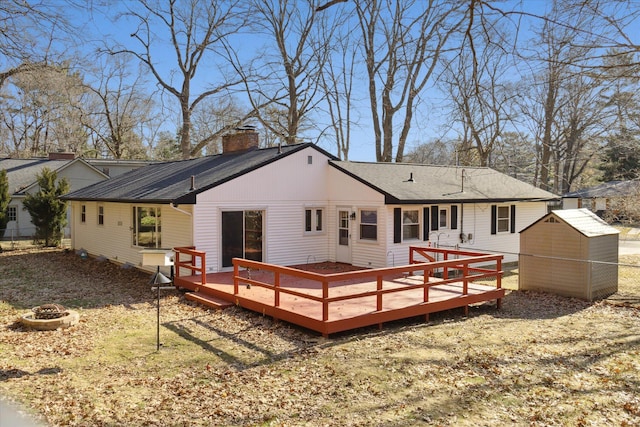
[172,246,505,337]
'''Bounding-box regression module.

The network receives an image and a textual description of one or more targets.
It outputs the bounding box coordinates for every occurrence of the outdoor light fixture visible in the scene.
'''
[149,269,173,351]
[140,249,175,351]
[350,212,356,220]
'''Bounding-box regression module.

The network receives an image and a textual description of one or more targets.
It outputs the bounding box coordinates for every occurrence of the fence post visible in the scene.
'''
[587,260,593,301]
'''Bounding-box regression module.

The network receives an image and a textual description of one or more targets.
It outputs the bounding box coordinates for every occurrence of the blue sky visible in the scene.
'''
[70,1,637,162]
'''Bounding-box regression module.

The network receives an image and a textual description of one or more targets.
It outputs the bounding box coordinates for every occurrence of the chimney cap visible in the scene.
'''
[233,124,256,132]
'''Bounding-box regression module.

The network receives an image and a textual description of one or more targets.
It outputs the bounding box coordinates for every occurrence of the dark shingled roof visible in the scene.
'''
[62,143,334,204]
[329,161,558,204]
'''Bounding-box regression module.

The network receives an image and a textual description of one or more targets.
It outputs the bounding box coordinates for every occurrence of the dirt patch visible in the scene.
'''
[1,248,639,426]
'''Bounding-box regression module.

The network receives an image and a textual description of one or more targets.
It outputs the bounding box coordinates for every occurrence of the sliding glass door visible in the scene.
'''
[221,210,263,268]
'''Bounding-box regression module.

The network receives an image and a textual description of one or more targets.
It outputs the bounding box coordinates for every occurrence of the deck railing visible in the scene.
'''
[174,246,207,285]
[409,246,503,298]
[233,247,503,322]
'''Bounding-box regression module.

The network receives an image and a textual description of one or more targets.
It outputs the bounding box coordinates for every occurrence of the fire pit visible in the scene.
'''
[20,304,80,330]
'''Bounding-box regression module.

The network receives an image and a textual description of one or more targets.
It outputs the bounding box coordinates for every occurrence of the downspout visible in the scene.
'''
[459,203,464,244]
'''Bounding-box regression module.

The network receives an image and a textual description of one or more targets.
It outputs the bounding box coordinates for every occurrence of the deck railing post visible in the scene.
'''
[174,250,181,279]
[377,275,383,311]
[322,281,329,322]
[275,271,280,307]
[200,252,206,285]
[463,262,469,295]
[233,261,239,295]
[496,257,503,309]
[423,267,429,303]
[443,252,449,280]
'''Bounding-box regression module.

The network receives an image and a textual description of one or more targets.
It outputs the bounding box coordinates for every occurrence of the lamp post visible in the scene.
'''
[141,249,174,351]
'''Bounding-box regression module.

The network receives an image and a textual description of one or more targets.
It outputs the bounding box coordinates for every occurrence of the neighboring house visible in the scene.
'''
[562,180,640,220]
[1,152,109,238]
[86,158,154,178]
[62,129,557,273]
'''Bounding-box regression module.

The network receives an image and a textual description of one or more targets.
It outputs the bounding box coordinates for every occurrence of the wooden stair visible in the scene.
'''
[185,292,234,310]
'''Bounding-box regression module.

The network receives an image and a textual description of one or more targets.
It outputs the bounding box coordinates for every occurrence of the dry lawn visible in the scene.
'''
[1,248,639,426]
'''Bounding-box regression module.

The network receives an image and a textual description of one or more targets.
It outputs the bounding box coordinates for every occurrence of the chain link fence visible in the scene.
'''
[0,226,71,250]
[441,244,640,304]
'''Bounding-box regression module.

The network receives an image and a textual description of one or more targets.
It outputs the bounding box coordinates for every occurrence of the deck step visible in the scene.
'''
[185,292,234,310]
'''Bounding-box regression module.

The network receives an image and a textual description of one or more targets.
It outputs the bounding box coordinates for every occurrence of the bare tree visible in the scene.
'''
[0,65,88,157]
[318,7,358,160]
[191,96,247,155]
[0,0,77,89]
[80,56,153,159]
[440,10,515,167]
[110,0,248,159]
[231,0,333,146]
[354,0,465,162]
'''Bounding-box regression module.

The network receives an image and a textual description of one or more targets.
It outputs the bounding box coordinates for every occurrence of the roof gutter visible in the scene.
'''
[169,203,192,216]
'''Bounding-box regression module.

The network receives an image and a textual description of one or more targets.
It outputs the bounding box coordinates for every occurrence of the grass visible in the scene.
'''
[1,248,639,426]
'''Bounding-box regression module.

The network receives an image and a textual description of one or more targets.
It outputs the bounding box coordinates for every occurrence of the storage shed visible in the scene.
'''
[519,208,619,301]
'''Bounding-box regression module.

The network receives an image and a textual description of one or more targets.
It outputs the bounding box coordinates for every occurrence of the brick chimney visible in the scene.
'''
[222,126,259,154]
[48,151,76,160]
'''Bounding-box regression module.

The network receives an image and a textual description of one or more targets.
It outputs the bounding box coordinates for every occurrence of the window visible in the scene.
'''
[403,210,419,240]
[97,205,104,225]
[497,206,510,232]
[80,205,86,223]
[133,206,162,248]
[7,206,17,222]
[304,208,324,233]
[359,209,377,241]
[439,207,448,229]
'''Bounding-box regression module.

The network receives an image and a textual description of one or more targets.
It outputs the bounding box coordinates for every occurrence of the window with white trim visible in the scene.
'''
[402,210,419,240]
[497,206,510,233]
[359,209,377,241]
[439,207,449,229]
[7,206,17,222]
[80,205,86,223]
[132,206,162,248]
[97,204,104,225]
[304,208,324,233]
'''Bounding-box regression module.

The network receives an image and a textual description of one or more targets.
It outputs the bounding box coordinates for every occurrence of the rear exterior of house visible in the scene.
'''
[64,133,557,274]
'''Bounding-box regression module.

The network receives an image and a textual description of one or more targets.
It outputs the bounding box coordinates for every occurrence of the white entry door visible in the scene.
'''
[336,208,352,264]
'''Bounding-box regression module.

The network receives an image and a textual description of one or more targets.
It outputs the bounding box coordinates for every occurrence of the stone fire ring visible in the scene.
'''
[20,310,80,331]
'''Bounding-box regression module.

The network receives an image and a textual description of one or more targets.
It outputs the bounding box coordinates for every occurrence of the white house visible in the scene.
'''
[1,153,109,239]
[62,129,558,273]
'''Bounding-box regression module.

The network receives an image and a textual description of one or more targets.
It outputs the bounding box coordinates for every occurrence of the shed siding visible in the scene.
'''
[588,234,619,299]
[519,210,618,300]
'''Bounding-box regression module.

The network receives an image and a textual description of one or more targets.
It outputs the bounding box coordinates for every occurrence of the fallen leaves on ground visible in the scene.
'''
[0,248,639,426]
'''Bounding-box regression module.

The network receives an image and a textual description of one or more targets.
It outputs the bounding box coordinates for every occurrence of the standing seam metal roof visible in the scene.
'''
[62,144,335,204]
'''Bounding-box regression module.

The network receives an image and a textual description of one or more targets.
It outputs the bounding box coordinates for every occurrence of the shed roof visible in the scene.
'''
[521,208,619,237]
[62,143,336,205]
[330,161,558,204]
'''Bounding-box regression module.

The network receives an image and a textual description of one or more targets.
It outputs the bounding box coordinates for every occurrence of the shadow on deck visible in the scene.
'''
[172,246,505,337]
